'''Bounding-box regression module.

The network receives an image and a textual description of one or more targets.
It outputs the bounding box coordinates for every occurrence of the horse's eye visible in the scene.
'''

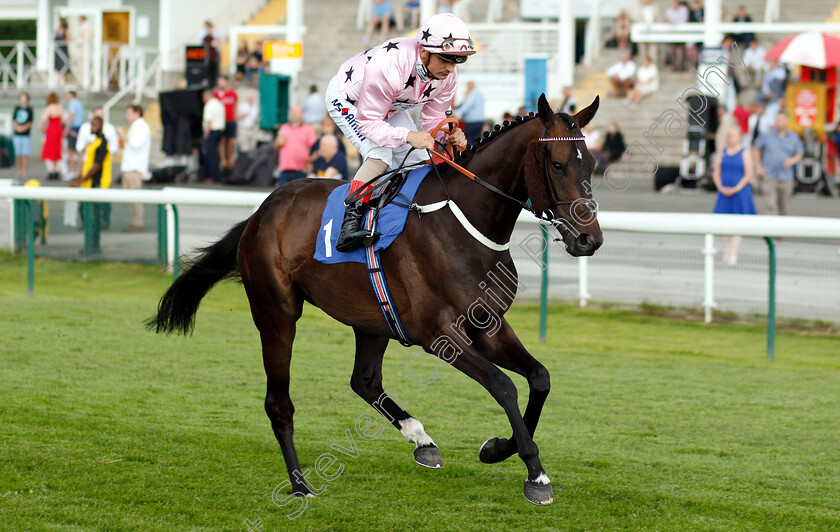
[552,161,565,173]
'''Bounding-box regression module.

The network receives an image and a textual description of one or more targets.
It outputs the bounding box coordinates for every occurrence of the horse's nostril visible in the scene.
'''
[576,234,593,249]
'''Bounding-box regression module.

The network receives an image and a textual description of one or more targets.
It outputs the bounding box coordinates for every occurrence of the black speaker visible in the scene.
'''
[686,94,717,133]
[186,64,210,88]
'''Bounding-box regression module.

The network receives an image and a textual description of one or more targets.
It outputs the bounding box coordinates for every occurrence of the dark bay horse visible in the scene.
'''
[149,94,603,506]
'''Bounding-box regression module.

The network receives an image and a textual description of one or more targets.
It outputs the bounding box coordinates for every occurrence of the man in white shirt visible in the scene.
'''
[202,89,226,183]
[118,104,151,232]
[607,54,637,98]
[743,40,766,90]
[237,92,261,152]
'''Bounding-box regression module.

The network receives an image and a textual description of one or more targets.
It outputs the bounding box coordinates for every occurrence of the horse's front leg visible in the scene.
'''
[431,332,554,505]
[475,320,551,465]
[350,328,443,469]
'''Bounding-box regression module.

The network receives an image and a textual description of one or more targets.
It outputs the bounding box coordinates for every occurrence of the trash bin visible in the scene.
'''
[259,74,291,130]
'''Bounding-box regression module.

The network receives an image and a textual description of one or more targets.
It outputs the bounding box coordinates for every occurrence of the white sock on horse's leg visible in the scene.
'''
[399,417,435,448]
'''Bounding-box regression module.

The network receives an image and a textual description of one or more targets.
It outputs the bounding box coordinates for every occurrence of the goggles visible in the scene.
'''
[436,53,469,64]
[429,37,473,52]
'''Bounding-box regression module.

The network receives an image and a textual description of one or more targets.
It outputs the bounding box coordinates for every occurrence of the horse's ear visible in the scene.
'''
[537,93,554,127]
[574,96,600,129]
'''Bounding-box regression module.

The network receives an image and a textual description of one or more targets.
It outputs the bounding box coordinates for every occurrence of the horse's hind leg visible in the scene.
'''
[350,329,443,469]
[475,320,550,465]
[243,272,312,496]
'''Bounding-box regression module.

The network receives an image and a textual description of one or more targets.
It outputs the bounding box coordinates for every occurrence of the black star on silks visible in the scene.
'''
[420,28,432,42]
[404,74,416,89]
[366,55,372,62]
[345,96,356,105]
[396,98,409,104]
[385,41,399,52]
[423,85,434,98]
[444,33,453,40]
[344,67,354,82]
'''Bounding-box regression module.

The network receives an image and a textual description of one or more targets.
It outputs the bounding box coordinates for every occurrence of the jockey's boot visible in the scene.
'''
[336,200,380,252]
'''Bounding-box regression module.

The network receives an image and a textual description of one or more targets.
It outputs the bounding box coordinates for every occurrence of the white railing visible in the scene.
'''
[0,41,44,90]
[102,53,163,124]
[631,22,840,44]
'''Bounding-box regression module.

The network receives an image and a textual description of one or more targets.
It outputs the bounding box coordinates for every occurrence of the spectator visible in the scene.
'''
[688,0,704,22]
[583,124,605,174]
[713,127,756,265]
[76,107,118,229]
[69,116,110,255]
[613,10,632,50]
[403,0,421,29]
[214,76,239,170]
[732,97,750,136]
[76,107,119,158]
[39,92,64,181]
[559,86,577,115]
[275,105,316,186]
[201,89,226,183]
[64,90,85,176]
[715,106,739,157]
[753,111,804,215]
[742,39,766,91]
[76,15,93,86]
[365,0,399,44]
[607,53,636,98]
[237,91,261,153]
[457,81,486,144]
[745,97,765,146]
[12,92,33,179]
[54,18,69,86]
[664,0,689,70]
[732,6,755,48]
[596,121,626,170]
[310,116,347,159]
[517,106,529,117]
[118,105,151,232]
[246,41,264,84]
[201,21,220,86]
[302,84,325,126]
[634,0,659,64]
[627,56,659,104]
[307,134,348,180]
[762,60,787,103]
[235,42,249,80]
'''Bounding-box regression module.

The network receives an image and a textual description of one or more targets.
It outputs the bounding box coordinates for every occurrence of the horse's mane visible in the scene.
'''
[449,112,541,167]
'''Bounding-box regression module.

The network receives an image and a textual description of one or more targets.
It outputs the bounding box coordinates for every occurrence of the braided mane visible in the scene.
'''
[449,112,541,166]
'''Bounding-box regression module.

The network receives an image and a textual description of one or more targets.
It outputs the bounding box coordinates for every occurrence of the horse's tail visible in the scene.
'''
[146,218,250,335]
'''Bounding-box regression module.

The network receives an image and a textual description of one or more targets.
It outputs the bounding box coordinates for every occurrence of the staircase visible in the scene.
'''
[220,0,287,72]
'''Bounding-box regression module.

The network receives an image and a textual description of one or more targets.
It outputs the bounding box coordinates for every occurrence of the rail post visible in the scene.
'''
[764,237,776,361]
[25,200,34,296]
[703,233,716,323]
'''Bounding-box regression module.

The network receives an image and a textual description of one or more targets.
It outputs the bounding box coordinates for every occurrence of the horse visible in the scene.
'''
[148,93,603,506]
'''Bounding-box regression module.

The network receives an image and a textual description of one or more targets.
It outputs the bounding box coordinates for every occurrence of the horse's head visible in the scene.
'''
[522,94,603,257]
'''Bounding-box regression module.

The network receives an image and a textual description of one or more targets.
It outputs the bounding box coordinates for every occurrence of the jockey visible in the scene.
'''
[325,13,475,252]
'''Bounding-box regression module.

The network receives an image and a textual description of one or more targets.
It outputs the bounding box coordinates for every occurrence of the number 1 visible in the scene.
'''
[323,218,334,257]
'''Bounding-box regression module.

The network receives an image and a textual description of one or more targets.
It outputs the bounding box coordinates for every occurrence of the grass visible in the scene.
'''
[1,252,838,531]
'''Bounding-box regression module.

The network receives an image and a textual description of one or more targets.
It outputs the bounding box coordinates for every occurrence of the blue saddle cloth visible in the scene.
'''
[314,166,431,264]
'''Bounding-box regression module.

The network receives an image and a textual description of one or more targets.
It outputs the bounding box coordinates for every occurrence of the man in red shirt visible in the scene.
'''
[213,76,239,170]
[274,105,317,185]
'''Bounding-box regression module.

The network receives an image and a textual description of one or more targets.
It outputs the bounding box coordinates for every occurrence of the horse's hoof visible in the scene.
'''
[479,437,511,464]
[414,445,443,469]
[523,479,555,506]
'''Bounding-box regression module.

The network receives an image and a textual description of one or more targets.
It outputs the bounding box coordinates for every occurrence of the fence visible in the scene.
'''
[3,186,839,359]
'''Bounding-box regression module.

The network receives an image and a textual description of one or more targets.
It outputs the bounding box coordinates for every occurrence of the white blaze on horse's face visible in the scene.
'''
[399,417,435,448]
[577,148,583,161]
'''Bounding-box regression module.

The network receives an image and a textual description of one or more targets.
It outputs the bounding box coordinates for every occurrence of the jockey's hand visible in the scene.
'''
[407,130,435,150]
[445,127,467,150]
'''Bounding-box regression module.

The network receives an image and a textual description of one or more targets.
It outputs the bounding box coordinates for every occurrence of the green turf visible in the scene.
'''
[1,252,838,531]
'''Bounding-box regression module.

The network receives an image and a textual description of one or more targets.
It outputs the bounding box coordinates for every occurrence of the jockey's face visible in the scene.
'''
[421,49,457,80]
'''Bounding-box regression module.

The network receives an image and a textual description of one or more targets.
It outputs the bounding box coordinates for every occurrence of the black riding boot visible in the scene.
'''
[336,200,380,252]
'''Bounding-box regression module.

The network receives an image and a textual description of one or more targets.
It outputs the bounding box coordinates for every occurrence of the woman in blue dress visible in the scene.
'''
[713,127,756,265]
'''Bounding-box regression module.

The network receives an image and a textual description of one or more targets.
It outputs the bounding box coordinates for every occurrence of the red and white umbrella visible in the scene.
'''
[765,31,840,68]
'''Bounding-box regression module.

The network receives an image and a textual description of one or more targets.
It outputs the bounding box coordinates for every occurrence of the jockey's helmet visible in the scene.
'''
[417,13,476,64]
